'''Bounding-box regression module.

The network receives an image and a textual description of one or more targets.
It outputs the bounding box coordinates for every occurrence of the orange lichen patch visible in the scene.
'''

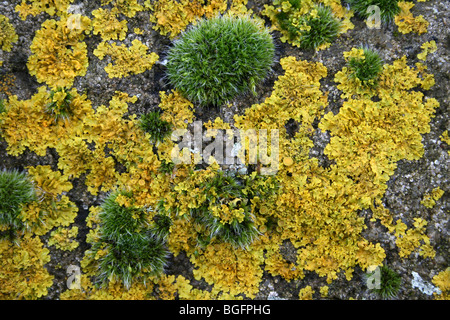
[27,14,92,88]
[92,7,128,41]
[0,234,54,299]
[15,0,74,19]
[0,15,18,52]
[93,39,159,78]
[394,1,429,34]
[0,74,16,97]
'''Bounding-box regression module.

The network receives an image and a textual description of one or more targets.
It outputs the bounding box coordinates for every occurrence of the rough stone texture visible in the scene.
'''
[0,0,448,300]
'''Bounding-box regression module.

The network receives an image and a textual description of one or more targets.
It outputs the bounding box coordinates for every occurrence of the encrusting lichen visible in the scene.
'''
[420,187,444,208]
[0,15,18,52]
[94,39,159,78]
[27,14,92,88]
[48,226,79,251]
[417,40,437,61]
[15,0,74,20]
[92,7,128,41]
[394,1,429,34]
[0,1,445,300]
[0,234,54,299]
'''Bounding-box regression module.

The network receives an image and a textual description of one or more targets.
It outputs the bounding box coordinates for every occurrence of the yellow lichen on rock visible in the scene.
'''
[420,187,445,208]
[92,7,128,41]
[432,268,450,300]
[27,14,92,88]
[190,242,264,298]
[48,226,79,251]
[262,0,354,48]
[417,40,437,61]
[0,15,18,52]
[15,0,74,19]
[394,1,429,34]
[0,234,54,299]
[94,39,159,78]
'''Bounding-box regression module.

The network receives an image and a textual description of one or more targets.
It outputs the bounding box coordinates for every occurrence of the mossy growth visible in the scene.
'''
[191,171,278,248]
[367,265,402,299]
[93,190,169,288]
[166,15,275,106]
[273,3,341,50]
[46,87,74,121]
[346,0,400,23]
[347,47,383,87]
[0,169,36,241]
[299,6,342,50]
[138,110,172,143]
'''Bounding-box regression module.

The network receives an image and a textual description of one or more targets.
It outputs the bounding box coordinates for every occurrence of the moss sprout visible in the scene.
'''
[346,0,400,23]
[46,87,74,121]
[292,5,341,50]
[347,47,383,86]
[94,190,169,288]
[138,110,172,143]
[191,171,278,248]
[166,15,275,106]
[367,265,402,299]
[0,169,36,241]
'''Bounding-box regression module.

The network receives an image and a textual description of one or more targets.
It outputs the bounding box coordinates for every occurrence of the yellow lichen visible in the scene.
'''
[94,39,159,78]
[0,15,18,52]
[48,226,79,251]
[394,1,429,34]
[102,0,145,18]
[27,14,92,88]
[92,8,128,41]
[190,242,264,298]
[262,0,354,49]
[417,40,437,61]
[0,234,54,299]
[299,285,314,300]
[420,187,445,208]
[394,218,435,259]
[22,165,77,235]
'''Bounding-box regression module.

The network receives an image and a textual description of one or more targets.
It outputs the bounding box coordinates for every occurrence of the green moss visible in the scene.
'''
[94,190,169,288]
[347,47,383,86]
[274,5,341,50]
[368,265,402,299]
[191,171,278,248]
[346,0,400,22]
[166,15,275,106]
[46,87,74,122]
[0,169,36,241]
[138,110,172,143]
[300,6,341,50]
